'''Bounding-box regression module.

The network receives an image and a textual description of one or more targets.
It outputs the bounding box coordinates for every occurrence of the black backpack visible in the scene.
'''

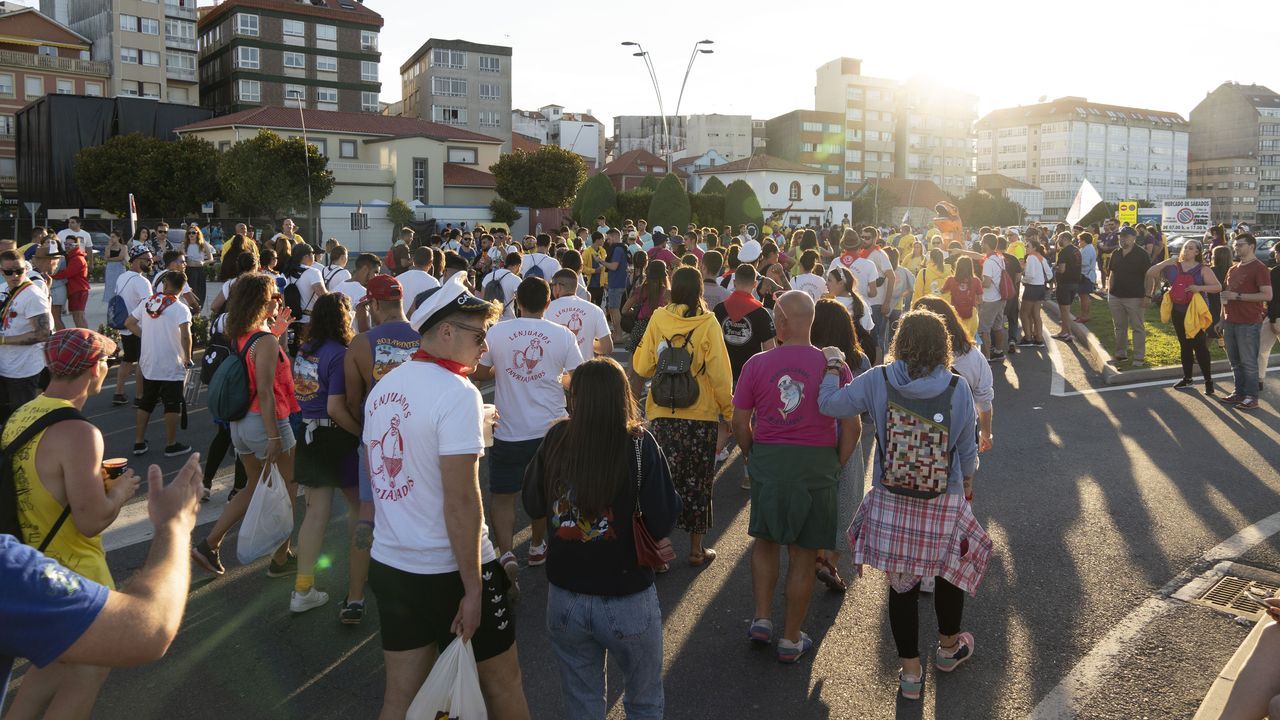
[650,332,703,410]
[0,406,87,547]
[282,271,305,320]
[483,270,510,307]
[202,330,233,385]
[208,331,271,423]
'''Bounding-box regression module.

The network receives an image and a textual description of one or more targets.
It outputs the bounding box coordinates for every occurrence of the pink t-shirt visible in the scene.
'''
[733,344,851,447]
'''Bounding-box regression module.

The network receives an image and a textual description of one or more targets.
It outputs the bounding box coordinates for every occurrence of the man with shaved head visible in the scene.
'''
[730,291,860,663]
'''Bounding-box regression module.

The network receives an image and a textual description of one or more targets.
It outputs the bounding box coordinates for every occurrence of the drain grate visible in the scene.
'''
[1193,575,1278,620]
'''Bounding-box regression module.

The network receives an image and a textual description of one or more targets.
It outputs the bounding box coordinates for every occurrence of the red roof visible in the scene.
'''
[601,149,687,178]
[444,163,496,188]
[848,179,951,209]
[199,0,382,29]
[693,154,825,175]
[175,106,501,144]
[511,132,543,153]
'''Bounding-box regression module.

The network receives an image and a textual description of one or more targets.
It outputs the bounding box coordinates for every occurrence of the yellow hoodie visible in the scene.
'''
[632,304,734,422]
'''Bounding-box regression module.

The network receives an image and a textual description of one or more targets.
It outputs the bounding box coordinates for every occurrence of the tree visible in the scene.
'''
[689,192,724,228]
[700,175,727,194]
[616,189,654,226]
[723,179,763,229]
[387,198,415,232]
[489,144,587,209]
[218,130,335,220]
[639,174,660,191]
[572,173,617,226]
[850,181,899,226]
[489,197,522,226]
[953,189,1025,228]
[75,133,220,217]
[647,174,691,231]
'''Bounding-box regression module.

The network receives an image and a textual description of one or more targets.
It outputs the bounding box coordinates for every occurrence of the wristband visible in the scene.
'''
[267,436,281,441]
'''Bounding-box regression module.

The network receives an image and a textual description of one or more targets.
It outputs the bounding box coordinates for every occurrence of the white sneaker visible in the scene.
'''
[290,587,329,614]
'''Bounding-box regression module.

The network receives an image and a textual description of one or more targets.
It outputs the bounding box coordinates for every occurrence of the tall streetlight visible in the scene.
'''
[622,39,714,175]
[285,89,315,242]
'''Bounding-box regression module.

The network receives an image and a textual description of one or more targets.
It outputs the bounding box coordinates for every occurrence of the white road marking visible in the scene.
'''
[1028,508,1280,719]
[1045,335,1067,397]
[1054,366,1280,397]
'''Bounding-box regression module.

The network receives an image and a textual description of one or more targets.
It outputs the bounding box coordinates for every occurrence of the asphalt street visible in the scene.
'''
[5,306,1280,719]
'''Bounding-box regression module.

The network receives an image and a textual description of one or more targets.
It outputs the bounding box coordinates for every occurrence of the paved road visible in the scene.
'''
[6,314,1280,719]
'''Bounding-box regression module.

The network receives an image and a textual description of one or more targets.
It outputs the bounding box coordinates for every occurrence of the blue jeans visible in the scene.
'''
[546,583,664,719]
[1223,321,1262,397]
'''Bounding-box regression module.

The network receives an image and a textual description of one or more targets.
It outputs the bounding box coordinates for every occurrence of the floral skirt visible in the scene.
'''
[650,417,718,534]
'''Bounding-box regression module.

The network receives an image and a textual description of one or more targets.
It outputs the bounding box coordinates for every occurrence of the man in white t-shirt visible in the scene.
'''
[546,269,612,360]
[480,254,522,321]
[124,271,192,457]
[471,276,583,582]
[364,274,529,720]
[113,246,155,406]
[283,246,326,325]
[791,249,827,302]
[56,216,92,254]
[151,251,201,313]
[321,244,352,288]
[333,253,383,333]
[0,249,52,425]
[857,227,896,360]
[398,247,441,316]
[978,233,1010,361]
[521,234,561,282]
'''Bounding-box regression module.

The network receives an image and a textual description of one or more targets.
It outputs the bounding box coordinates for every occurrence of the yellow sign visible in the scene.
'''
[1117,201,1138,225]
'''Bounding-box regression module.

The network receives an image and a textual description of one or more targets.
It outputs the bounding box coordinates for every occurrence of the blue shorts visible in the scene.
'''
[358,443,372,503]
[607,288,626,309]
[487,437,542,495]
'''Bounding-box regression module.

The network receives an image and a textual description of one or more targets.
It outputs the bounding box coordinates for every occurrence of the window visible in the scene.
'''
[846,108,862,121]
[121,47,139,64]
[166,18,195,41]
[37,46,57,58]
[140,17,159,34]
[0,73,13,97]
[55,78,73,94]
[0,158,14,178]
[284,84,305,104]
[431,48,465,68]
[235,13,258,36]
[360,30,378,51]
[315,55,337,72]
[769,182,779,194]
[235,46,258,69]
[846,87,863,101]
[238,79,260,103]
[315,24,336,41]
[361,61,377,82]
[432,77,467,97]
[84,81,103,97]
[448,147,477,164]
[361,91,379,112]
[412,158,427,202]
[283,51,304,69]
[309,139,327,156]
[478,110,500,128]
[432,105,466,125]
[0,115,13,136]
[282,19,304,37]
[340,140,357,159]
[218,141,231,151]
[141,82,160,99]
[315,87,338,104]
[119,81,139,97]
[120,13,136,31]
[845,149,862,163]
[479,55,500,73]
[789,181,802,201]
[24,76,43,98]
[479,83,500,101]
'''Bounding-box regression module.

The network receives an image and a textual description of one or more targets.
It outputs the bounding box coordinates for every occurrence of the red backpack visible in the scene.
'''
[950,280,979,319]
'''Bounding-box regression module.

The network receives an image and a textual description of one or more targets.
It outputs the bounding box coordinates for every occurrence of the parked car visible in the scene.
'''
[89,231,110,257]
[1256,236,1278,266]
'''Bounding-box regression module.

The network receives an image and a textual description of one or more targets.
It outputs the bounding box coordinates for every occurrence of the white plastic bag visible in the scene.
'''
[236,464,293,564]
[406,637,488,720]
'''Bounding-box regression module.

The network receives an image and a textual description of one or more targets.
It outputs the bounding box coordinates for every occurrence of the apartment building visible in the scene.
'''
[814,57,898,187]
[612,114,686,158]
[46,0,199,104]
[399,39,511,151]
[0,5,109,194]
[612,113,750,163]
[764,109,844,200]
[897,76,977,195]
[197,0,382,115]
[976,97,1188,218]
[511,104,606,167]
[1188,82,1280,228]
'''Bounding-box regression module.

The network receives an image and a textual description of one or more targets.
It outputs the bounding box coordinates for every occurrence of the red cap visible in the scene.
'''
[362,274,403,302]
[45,328,116,376]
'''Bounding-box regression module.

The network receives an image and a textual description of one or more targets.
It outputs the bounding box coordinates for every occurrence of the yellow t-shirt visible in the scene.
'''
[914,264,953,300]
[221,236,259,259]
[1008,240,1027,262]
[3,395,114,588]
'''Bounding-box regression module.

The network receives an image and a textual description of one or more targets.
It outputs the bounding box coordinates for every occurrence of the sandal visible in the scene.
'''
[815,557,847,592]
[688,548,717,567]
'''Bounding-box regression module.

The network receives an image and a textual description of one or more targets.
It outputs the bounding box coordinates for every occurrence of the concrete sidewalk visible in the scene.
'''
[73,280,224,331]
[1194,617,1274,719]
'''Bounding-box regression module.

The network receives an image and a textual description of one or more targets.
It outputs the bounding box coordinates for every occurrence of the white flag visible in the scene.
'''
[1065,178,1102,226]
[901,209,910,226]
[128,193,138,238]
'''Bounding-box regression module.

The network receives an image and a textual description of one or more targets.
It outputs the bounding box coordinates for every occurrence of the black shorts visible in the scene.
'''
[1055,283,1079,306]
[488,437,542,495]
[137,378,183,413]
[1022,284,1047,302]
[121,334,141,363]
[368,558,515,662]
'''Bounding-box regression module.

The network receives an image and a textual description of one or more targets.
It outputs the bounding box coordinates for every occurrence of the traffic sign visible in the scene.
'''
[1160,199,1210,233]
[1117,201,1138,225]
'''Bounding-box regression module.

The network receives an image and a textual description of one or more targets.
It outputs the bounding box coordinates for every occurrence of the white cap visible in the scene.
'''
[738,239,763,263]
[651,226,664,235]
[409,273,493,333]
[505,244,520,255]
[1006,227,1020,236]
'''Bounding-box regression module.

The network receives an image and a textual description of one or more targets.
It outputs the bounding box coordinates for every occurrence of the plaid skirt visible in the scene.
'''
[847,486,992,596]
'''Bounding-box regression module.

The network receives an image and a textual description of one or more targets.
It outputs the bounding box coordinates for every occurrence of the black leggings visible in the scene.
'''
[888,577,965,660]
[1172,306,1213,386]
[204,424,247,491]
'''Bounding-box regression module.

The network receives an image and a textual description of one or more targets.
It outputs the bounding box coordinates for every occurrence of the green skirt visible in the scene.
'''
[747,443,840,550]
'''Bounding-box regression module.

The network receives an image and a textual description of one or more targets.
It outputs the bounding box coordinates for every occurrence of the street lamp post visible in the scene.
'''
[622,40,713,175]
[286,89,315,244]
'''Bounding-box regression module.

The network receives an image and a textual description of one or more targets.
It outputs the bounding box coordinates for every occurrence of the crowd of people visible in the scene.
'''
[0,210,1275,719]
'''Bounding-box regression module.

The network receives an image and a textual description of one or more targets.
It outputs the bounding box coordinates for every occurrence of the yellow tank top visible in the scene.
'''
[3,395,114,588]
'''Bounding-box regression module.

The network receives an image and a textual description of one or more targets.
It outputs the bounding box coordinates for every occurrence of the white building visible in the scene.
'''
[673,149,729,191]
[696,154,847,227]
[976,96,1189,218]
[510,104,605,166]
[510,107,548,143]
[613,113,751,164]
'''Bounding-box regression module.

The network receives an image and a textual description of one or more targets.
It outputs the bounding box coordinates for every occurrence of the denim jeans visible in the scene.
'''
[1223,321,1261,397]
[547,583,664,719]
[880,309,901,358]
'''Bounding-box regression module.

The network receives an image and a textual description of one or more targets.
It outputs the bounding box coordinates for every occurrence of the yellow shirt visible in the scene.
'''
[1008,240,1027,261]
[221,236,259,259]
[632,304,734,422]
[914,264,953,300]
[584,246,608,288]
[3,395,114,588]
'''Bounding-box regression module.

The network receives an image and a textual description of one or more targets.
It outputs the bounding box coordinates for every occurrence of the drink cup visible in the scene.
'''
[102,458,127,488]
[482,404,497,448]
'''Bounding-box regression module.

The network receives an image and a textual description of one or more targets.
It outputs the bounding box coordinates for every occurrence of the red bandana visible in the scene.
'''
[145,293,178,319]
[411,349,470,377]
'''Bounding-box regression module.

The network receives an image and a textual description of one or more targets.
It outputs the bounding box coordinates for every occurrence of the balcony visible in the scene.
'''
[165,1,197,20]
[0,49,108,77]
[328,162,394,185]
[165,35,197,52]
[166,66,196,83]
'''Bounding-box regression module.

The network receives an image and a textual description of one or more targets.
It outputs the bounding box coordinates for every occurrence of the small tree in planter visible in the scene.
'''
[387,198,415,237]
[489,197,522,227]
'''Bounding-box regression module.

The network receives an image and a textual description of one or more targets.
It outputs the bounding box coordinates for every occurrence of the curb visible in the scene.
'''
[1193,616,1273,719]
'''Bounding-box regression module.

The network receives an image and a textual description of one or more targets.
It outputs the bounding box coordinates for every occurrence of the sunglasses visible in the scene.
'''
[446,320,488,346]
[1,267,22,276]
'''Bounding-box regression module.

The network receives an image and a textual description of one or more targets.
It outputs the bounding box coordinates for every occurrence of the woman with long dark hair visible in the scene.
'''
[523,357,680,718]
[826,266,875,352]
[291,292,365,614]
[818,309,988,700]
[809,298,870,592]
[1018,240,1052,346]
[1146,238,1221,393]
[622,258,669,353]
[184,224,213,306]
[1208,244,1233,342]
[633,267,734,566]
[192,273,301,576]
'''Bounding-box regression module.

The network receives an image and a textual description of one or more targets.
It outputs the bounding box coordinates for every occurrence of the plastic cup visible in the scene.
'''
[102,458,127,485]
[482,404,497,448]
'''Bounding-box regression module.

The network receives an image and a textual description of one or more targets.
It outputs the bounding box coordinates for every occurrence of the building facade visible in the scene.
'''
[1188,82,1280,228]
[512,104,605,167]
[764,109,844,200]
[0,6,109,194]
[814,57,898,188]
[897,76,976,195]
[46,0,199,104]
[600,148,686,192]
[612,113,750,164]
[399,38,511,151]
[976,97,1188,219]
[697,154,843,228]
[197,0,382,115]
[612,114,686,158]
